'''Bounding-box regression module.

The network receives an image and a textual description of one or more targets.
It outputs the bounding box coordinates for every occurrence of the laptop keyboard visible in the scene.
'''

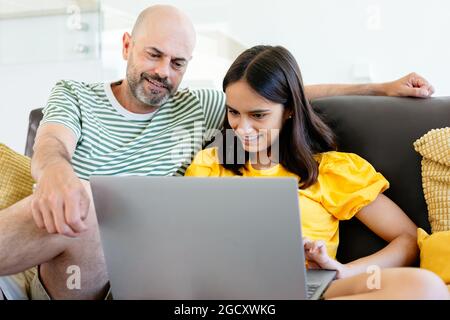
[307,283,321,299]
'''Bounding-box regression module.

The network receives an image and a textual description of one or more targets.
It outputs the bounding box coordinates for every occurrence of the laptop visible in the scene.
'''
[90,176,336,300]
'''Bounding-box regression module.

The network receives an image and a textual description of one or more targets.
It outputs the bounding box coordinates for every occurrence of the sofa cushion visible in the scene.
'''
[414,128,450,232]
[417,228,450,285]
[0,144,34,210]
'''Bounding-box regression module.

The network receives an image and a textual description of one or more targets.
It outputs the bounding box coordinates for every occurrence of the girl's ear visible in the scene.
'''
[283,109,293,121]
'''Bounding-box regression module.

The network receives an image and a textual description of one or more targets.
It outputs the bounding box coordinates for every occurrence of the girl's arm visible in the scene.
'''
[305,193,419,279]
[338,193,418,278]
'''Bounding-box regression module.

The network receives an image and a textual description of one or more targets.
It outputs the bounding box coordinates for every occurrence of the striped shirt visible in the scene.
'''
[41,80,226,180]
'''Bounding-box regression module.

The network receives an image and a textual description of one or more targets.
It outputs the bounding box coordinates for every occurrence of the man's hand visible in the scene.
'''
[31,162,89,237]
[303,238,347,279]
[384,72,435,98]
[304,72,435,100]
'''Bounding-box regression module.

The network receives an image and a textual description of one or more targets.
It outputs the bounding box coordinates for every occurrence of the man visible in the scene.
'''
[0,5,435,300]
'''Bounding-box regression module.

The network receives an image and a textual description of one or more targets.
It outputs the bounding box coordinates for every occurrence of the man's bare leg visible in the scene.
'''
[0,181,108,300]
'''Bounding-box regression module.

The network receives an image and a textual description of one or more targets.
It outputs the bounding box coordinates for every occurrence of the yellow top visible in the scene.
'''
[185,148,389,259]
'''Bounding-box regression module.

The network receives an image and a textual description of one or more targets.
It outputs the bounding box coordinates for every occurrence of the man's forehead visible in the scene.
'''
[143,46,189,61]
[136,29,194,59]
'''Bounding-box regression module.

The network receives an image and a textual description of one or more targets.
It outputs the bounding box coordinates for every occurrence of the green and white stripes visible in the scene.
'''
[41,80,226,180]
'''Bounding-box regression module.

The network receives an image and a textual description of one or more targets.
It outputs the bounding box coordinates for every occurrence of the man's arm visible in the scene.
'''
[31,123,89,237]
[304,72,435,101]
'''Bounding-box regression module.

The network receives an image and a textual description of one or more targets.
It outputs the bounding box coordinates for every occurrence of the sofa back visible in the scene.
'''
[26,96,450,263]
[311,96,450,263]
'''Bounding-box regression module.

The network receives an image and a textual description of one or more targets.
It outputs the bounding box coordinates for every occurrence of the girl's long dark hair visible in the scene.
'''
[219,45,337,189]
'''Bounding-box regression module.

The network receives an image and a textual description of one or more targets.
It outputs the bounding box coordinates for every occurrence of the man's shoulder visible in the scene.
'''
[172,87,224,101]
[175,88,226,115]
[190,87,225,99]
[52,79,105,96]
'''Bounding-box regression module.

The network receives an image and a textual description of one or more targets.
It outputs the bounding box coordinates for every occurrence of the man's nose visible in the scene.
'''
[153,58,171,80]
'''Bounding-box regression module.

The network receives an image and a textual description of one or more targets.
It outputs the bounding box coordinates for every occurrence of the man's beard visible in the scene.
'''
[127,70,175,108]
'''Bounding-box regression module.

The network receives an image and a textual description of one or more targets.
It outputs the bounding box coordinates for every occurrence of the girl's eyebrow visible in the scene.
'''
[226,105,270,113]
[226,105,238,112]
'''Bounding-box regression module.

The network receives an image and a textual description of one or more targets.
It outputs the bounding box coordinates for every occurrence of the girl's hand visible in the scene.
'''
[303,237,347,278]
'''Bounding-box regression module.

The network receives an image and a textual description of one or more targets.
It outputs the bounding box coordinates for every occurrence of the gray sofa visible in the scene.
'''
[24,96,450,263]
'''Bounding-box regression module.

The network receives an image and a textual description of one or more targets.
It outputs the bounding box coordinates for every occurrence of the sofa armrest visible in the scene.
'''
[24,108,43,158]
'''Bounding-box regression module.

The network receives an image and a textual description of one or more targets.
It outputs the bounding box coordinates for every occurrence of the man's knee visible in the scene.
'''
[0,196,77,275]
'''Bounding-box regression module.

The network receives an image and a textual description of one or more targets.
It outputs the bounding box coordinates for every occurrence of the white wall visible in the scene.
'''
[0,11,103,152]
[1,0,449,152]
[0,60,104,152]
[222,0,450,92]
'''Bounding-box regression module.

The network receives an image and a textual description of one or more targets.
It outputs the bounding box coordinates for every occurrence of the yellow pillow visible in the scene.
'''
[0,144,34,210]
[413,128,450,232]
[417,228,450,285]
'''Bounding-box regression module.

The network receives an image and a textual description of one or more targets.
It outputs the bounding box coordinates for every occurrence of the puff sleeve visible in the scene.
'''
[317,152,389,220]
[185,148,222,177]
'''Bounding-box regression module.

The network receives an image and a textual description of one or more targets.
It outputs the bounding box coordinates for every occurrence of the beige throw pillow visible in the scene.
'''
[0,144,34,210]
[413,128,450,232]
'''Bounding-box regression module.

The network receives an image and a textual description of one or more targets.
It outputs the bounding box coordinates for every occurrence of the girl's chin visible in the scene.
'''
[242,144,269,153]
[237,136,272,153]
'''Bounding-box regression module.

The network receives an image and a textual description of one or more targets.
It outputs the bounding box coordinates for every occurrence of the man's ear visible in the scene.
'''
[122,32,132,61]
